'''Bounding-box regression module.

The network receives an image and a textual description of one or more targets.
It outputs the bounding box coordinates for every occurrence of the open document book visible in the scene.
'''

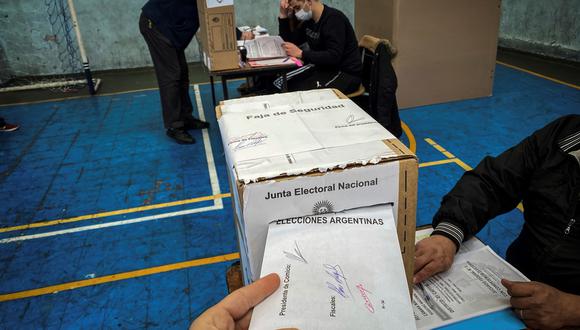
[247,57,299,68]
[249,205,416,330]
[413,229,529,330]
[245,36,287,60]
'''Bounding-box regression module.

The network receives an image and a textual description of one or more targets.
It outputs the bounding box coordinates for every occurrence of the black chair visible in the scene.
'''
[352,35,402,138]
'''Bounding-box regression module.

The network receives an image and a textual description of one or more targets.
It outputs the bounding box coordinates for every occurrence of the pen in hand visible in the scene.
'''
[418,282,436,308]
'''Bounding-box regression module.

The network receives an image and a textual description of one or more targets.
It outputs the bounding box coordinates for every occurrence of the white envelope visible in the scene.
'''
[250,204,416,330]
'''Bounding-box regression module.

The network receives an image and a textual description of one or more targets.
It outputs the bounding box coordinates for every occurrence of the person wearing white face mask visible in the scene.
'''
[274,0,362,94]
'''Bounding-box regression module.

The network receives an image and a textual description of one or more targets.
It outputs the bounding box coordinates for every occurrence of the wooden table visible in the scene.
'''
[205,62,299,107]
[226,261,244,294]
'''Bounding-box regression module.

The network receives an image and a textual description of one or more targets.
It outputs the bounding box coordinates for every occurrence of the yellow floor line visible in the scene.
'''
[0,252,240,303]
[424,138,456,159]
[1,139,482,236]
[496,61,580,90]
[3,155,466,235]
[0,128,449,236]
[0,193,232,233]
[0,78,247,108]
[401,121,417,154]
[427,139,525,213]
[0,87,159,108]
[452,158,473,172]
[453,156,524,212]
[3,61,576,107]
[419,159,456,168]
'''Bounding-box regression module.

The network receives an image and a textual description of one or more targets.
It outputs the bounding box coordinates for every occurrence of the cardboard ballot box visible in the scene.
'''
[196,0,239,71]
[216,89,418,290]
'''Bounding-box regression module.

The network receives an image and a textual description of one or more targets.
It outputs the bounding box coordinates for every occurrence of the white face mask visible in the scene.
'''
[295,5,313,21]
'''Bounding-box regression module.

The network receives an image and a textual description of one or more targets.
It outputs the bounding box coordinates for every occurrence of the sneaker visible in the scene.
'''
[0,123,19,132]
[184,118,210,130]
[237,82,251,93]
[166,128,195,144]
[242,88,270,97]
[240,85,266,96]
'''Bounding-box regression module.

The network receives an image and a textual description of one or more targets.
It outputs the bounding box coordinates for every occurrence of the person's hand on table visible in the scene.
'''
[501,279,580,330]
[189,273,280,330]
[282,42,302,59]
[279,0,291,19]
[241,31,254,41]
[413,235,457,284]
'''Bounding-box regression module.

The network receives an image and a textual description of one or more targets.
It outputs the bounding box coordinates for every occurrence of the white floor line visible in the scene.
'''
[0,205,221,244]
[194,84,223,209]
[0,85,225,244]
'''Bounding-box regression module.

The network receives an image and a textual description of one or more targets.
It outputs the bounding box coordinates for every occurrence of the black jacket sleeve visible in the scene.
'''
[433,119,560,240]
[301,15,345,66]
[279,17,306,45]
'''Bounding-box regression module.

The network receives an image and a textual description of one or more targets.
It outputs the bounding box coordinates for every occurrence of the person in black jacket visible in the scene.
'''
[415,115,580,329]
[140,0,209,145]
[275,0,362,94]
[359,39,402,138]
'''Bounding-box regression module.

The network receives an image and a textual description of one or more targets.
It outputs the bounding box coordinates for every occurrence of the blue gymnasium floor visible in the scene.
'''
[0,64,578,329]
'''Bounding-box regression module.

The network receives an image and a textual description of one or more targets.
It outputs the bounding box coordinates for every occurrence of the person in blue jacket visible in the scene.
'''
[139,0,209,145]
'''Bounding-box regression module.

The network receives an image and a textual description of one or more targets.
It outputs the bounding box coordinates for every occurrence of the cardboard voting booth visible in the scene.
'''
[196,0,239,71]
[216,89,418,290]
[355,0,501,109]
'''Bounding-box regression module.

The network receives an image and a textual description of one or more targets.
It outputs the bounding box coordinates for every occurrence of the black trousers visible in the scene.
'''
[139,13,195,129]
[290,70,361,94]
[273,66,361,95]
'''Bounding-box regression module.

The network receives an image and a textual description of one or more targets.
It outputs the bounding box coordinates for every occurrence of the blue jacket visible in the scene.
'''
[142,0,199,50]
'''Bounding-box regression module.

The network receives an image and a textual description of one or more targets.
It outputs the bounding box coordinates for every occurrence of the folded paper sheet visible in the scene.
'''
[250,205,416,330]
[221,89,336,106]
[219,98,394,175]
[221,89,339,112]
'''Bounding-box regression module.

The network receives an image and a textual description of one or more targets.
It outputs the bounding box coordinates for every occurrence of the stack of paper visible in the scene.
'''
[245,36,286,60]
[250,205,417,330]
[413,229,529,329]
[247,57,297,68]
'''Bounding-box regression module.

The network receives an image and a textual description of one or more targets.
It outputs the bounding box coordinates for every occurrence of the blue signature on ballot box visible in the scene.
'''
[324,264,353,299]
